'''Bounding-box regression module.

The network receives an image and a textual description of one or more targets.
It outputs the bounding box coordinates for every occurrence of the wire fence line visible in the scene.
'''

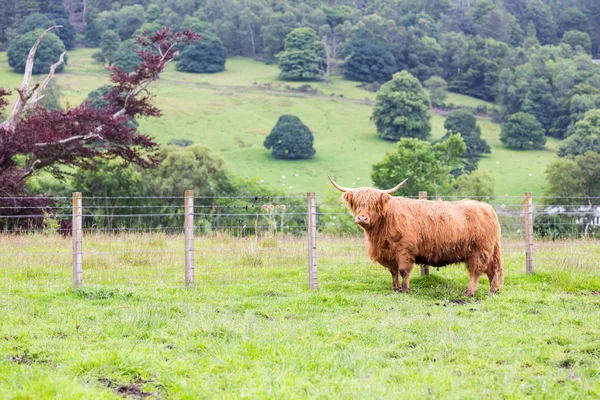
[1,191,600,290]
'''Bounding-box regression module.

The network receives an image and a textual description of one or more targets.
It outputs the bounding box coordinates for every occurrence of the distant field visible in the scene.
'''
[0,49,559,197]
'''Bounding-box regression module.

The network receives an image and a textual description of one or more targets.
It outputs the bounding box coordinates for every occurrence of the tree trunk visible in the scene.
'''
[248,23,256,55]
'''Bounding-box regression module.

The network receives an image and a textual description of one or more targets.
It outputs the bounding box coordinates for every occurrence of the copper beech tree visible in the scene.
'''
[0,27,198,222]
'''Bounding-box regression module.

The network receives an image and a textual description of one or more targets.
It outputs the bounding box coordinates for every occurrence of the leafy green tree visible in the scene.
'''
[454,171,495,202]
[445,36,509,102]
[527,1,557,45]
[372,71,431,141]
[392,27,443,82]
[18,13,53,34]
[561,30,592,53]
[114,40,141,73]
[40,0,76,49]
[84,7,103,47]
[520,77,557,132]
[342,28,396,83]
[507,16,525,46]
[442,109,490,172]
[7,29,67,74]
[114,5,146,41]
[424,76,447,107]
[558,109,600,157]
[72,158,146,230]
[261,11,297,63]
[557,8,590,39]
[371,135,466,197]
[176,31,227,73]
[500,112,547,150]
[264,115,316,159]
[146,4,162,23]
[92,30,121,66]
[544,151,600,206]
[145,145,233,199]
[277,27,325,81]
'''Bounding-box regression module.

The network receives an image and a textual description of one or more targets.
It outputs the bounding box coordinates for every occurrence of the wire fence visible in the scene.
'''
[1,192,600,291]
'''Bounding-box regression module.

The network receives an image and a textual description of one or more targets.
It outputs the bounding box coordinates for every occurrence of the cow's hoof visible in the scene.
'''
[392,286,401,292]
[463,290,474,297]
[401,288,410,294]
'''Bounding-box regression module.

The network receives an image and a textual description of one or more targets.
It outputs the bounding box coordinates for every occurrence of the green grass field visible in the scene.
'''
[0,233,599,398]
[0,50,559,197]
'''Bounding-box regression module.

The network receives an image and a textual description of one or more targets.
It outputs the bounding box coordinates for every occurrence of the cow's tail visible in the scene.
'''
[493,242,504,288]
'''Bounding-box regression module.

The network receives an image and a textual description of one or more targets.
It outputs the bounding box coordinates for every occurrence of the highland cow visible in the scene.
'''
[329,176,504,296]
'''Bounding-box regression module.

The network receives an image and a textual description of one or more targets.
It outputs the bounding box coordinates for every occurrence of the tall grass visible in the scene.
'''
[0,233,599,398]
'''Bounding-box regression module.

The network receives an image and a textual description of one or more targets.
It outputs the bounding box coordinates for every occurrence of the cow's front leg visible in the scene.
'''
[392,272,400,291]
[387,264,401,291]
[398,258,414,294]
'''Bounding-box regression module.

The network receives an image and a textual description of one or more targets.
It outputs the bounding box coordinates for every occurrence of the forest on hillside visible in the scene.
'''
[2,0,600,236]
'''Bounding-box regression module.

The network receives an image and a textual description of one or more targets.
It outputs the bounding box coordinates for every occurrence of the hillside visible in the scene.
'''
[0,49,560,197]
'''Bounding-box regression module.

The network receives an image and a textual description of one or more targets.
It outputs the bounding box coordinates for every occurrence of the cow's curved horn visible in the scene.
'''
[328,175,353,192]
[382,178,408,194]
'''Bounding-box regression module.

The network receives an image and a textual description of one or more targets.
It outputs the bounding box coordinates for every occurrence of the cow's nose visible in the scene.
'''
[356,215,368,223]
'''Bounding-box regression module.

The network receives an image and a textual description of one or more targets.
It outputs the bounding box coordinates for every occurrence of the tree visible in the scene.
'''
[114,5,146,41]
[371,71,431,141]
[527,1,557,46]
[18,13,54,34]
[544,152,600,206]
[84,7,103,47]
[561,30,592,53]
[0,27,199,204]
[371,135,466,197]
[7,29,67,74]
[72,158,146,230]
[146,144,232,198]
[318,21,349,88]
[114,40,142,73]
[176,32,227,73]
[392,27,443,82]
[558,109,600,157]
[264,115,316,159]
[442,109,490,173]
[500,112,547,150]
[92,30,121,66]
[557,8,590,39]
[261,11,297,63]
[454,171,495,202]
[40,0,76,50]
[342,28,396,83]
[277,28,325,81]
[423,76,447,107]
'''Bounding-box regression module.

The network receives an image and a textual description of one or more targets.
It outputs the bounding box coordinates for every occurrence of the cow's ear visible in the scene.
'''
[380,193,392,208]
[342,192,353,207]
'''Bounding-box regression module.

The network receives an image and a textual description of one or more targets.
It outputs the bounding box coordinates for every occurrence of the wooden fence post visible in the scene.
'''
[307,192,318,291]
[419,191,429,276]
[184,190,195,287]
[72,192,83,288]
[524,192,534,274]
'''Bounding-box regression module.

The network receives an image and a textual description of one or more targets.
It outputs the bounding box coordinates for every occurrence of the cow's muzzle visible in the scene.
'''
[355,215,369,226]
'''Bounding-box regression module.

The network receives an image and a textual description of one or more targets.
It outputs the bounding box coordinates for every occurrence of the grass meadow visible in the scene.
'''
[0,233,599,399]
[0,50,560,198]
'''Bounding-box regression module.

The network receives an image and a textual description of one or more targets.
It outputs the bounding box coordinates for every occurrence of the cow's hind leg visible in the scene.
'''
[464,251,489,297]
[391,269,401,292]
[486,244,504,295]
[398,258,414,294]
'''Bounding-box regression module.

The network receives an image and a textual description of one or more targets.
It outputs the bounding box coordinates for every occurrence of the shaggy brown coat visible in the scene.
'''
[340,188,504,296]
